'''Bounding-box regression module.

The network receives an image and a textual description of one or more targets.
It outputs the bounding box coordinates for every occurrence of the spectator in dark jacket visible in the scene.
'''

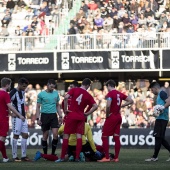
[6,0,15,13]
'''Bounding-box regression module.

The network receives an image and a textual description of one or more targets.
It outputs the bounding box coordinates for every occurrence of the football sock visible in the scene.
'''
[96,145,104,153]
[114,136,121,159]
[21,138,27,157]
[42,154,59,161]
[61,139,68,159]
[51,139,58,155]
[42,140,48,154]
[12,138,18,158]
[102,136,109,159]
[0,140,8,159]
[153,137,162,158]
[162,138,170,153]
[75,138,82,159]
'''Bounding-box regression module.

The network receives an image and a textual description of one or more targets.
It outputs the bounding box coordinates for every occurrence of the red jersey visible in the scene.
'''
[0,90,11,121]
[67,87,96,120]
[106,89,127,115]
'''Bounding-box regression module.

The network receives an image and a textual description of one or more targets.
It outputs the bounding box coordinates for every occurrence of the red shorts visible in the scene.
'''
[102,114,122,136]
[0,121,9,137]
[64,118,85,135]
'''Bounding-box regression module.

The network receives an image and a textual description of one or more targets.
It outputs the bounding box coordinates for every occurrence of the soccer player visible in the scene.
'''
[98,79,133,162]
[0,77,25,163]
[10,77,30,162]
[56,78,98,162]
[145,82,170,162]
[36,79,63,155]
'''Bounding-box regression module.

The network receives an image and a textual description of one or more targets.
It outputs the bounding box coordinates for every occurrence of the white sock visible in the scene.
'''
[12,138,18,159]
[21,138,27,158]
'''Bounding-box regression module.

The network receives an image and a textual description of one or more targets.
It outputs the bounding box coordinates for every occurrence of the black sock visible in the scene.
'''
[52,139,58,155]
[42,140,48,154]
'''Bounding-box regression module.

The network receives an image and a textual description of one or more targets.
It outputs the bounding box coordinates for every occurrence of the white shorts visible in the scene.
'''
[12,117,28,135]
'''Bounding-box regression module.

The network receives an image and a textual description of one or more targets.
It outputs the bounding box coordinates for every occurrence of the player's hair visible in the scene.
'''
[70,80,79,87]
[47,79,56,85]
[1,77,11,87]
[105,79,116,87]
[82,78,91,86]
[149,82,160,89]
[18,77,29,85]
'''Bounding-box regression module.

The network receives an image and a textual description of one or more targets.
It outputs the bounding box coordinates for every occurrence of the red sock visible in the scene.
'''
[96,145,104,153]
[60,139,68,159]
[42,154,58,161]
[75,138,82,159]
[0,140,8,159]
[114,136,121,159]
[102,136,109,159]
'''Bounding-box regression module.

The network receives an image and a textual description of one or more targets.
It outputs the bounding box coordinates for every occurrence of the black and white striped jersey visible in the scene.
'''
[10,88,26,117]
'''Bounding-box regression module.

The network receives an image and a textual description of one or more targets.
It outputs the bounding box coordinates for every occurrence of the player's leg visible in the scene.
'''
[50,113,59,155]
[145,119,161,161]
[12,117,22,161]
[75,120,85,161]
[98,118,113,162]
[0,122,9,162]
[21,119,30,161]
[158,120,170,161]
[113,116,122,162]
[34,151,59,161]
[41,114,50,154]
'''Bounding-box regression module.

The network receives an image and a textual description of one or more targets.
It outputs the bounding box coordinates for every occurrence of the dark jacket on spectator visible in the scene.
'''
[6,0,15,9]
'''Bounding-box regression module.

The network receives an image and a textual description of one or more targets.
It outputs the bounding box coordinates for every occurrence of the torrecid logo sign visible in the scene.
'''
[17,57,49,65]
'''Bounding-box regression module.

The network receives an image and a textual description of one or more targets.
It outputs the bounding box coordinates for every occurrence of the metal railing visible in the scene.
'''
[0,32,170,52]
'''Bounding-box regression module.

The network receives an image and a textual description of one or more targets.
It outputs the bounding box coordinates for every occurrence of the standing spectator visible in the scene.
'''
[148,0,158,12]
[56,78,98,162]
[161,82,170,97]
[81,1,88,18]
[130,0,139,15]
[98,79,133,162]
[145,82,170,162]
[10,78,30,162]
[35,79,63,155]
[0,78,25,163]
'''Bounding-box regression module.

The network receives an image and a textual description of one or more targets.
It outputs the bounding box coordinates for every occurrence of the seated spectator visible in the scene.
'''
[15,25,22,36]
[94,14,104,30]
[38,1,51,18]
[15,0,27,12]
[31,16,39,30]
[25,7,34,20]
[6,0,15,14]
[1,10,11,27]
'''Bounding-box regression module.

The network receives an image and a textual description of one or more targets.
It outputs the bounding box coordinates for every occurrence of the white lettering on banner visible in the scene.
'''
[5,130,155,147]
[71,56,103,63]
[93,130,155,146]
[17,57,49,65]
[121,55,150,62]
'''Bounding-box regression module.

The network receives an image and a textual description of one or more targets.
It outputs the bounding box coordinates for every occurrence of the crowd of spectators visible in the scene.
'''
[0,0,72,50]
[59,0,170,50]
[8,79,170,129]
[0,0,170,50]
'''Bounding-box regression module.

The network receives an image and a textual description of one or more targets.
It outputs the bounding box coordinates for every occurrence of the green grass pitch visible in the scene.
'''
[0,149,170,170]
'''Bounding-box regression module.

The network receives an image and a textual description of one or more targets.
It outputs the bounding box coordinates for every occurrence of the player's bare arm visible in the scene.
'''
[121,96,134,108]
[56,103,63,124]
[106,99,111,118]
[7,103,25,121]
[35,103,42,126]
[64,93,71,114]
[84,103,98,116]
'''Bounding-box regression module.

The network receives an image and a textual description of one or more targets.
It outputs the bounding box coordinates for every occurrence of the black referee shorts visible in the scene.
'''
[153,119,168,138]
[41,113,59,132]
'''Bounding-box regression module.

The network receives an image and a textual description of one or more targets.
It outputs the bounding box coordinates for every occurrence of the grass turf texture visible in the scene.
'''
[0,149,170,170]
